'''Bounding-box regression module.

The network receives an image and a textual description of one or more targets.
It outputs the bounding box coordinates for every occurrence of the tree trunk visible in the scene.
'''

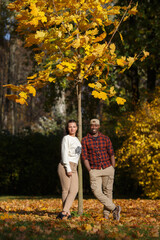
[131,66,139,106]
[77,82,83,215]
[147,67,156,91]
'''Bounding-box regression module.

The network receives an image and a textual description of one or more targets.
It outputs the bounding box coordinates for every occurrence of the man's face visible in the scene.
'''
[90,124,100,135]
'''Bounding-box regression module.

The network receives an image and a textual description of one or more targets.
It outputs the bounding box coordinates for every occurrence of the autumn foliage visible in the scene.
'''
[116,89,160,199]
[0,198,159,239]
[5,0,148,104]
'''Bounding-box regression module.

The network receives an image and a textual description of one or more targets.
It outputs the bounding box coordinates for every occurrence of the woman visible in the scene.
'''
[56,120,81,219]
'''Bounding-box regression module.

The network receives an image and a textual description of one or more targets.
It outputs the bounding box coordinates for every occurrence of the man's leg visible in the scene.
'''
[102,166,115,218]
[89,169,116,212]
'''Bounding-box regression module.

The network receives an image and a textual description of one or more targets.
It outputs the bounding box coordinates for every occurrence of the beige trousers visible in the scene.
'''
[89,165,116,218]
[58,162,78,213]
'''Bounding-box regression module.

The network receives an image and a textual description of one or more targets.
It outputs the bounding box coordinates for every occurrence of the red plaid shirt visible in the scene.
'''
[81,132,114,169]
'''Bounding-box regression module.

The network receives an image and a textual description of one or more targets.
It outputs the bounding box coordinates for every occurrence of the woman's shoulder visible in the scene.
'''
[62,135,70,142]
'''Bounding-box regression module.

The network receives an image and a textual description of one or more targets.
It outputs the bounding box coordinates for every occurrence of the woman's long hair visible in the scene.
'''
[65,119,78,136]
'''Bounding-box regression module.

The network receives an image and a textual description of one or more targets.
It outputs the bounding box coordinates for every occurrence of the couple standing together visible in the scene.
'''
[56,119,121,221]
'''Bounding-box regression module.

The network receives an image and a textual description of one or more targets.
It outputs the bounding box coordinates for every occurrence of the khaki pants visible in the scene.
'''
[89,166,116,218]
[58,162,78,213]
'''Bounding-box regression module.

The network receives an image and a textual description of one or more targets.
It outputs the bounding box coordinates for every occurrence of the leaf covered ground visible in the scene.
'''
[0,198,159,240]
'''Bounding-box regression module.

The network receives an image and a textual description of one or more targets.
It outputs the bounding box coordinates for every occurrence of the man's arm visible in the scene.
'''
[83,159,91,172]
[111,155,115,168]
[81,137,91,171]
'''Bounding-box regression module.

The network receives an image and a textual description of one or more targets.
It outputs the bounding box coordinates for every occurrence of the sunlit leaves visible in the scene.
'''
[140,50,150,62]
[35,31,46,39]
[110,43,116,55]
[0,198,159,239]
[5,0,149,105]
[116,89,160,199]
[26,86,36,96]
[117,57,126,67]
[116,97,126,105]
[92,90,107,100]
[128,2,138,15]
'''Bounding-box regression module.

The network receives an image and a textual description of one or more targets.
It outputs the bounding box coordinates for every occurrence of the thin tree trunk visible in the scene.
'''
[131,66,139,106]
[77,82,83,215]
[147,67,156,91]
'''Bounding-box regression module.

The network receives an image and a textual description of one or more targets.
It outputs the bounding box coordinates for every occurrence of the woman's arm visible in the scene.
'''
[61,136,72,174]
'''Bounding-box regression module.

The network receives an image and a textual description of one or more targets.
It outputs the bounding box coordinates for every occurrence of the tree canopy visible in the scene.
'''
[5,0,148,105]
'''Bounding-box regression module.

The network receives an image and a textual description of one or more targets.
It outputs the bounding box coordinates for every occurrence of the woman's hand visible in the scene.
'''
[67,171,72,177]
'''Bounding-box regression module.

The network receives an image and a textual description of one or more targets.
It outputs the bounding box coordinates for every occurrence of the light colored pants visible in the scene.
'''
[58,162,78,213]
[89,165,116,218]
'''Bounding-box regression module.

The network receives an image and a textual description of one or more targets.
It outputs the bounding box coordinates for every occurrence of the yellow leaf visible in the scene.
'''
[56,64,64,70]
[110,86,116,96]
[35,31,46,39]
[93,44,105,57]
[19,92,28,99]
[110,43,116,55]
[119,32,124,44]
[88,82,102,90]
[123,16,129,21]
[129,3,138,15]
[96,82,102,88]
[94,32,107,43]
[72,38,80,49]
[127,57,135,68]
[140,50,149,61]
[27,74,37,80]
[116,97,126,105]
[26,86,36,96]
[30,18,39,27]
[16,98,28,105]
[54,16,63,25]
[117,57,126,67]
[30,3,39,17]
[86,28,99,36]
[3,84,20,92]
[58,31,62,38]
[143,50,149,57]
[96,18,102,25]
[92,90,107,100]
[83,224,92,232]
[48,77,56,83]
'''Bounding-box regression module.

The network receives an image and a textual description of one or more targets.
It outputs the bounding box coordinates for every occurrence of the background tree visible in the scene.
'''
[115,0,160,106]
[116,88,160,199]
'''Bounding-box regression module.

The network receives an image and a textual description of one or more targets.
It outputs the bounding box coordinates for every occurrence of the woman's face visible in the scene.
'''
[68,122,77,136]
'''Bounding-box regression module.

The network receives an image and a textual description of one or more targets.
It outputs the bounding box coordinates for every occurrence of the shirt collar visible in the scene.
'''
[87,132,102,138]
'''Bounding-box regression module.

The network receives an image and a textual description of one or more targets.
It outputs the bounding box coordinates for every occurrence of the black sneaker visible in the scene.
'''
[56,212,67,219]
[113,206,121,221]
[67,214,72,219]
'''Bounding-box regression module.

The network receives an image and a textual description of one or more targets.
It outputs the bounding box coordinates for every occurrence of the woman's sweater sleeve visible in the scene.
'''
[61,136,71,173]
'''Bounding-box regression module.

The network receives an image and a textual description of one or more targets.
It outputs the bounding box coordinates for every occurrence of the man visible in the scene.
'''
[81,119,121,220]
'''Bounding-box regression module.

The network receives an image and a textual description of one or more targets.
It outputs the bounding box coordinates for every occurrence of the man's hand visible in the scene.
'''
[84,159,91,172]
[67,172,72,177]
[111,155,115,168]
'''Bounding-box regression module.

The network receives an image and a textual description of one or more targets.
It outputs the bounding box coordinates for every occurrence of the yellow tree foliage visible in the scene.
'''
[116,88,160,199]
[5,0,148,104]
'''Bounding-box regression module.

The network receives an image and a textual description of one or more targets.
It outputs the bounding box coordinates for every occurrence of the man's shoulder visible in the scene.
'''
[82,133,90,142]
[99,132,110,140]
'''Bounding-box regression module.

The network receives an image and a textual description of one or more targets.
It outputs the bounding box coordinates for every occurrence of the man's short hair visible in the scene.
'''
[90,119,100,125]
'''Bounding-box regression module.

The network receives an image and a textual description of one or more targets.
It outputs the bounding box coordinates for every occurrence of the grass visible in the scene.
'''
[0,197,159,239]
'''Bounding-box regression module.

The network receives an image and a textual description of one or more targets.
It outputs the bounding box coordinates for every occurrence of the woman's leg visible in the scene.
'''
[57,163,71,208]
[63,163,78,213]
